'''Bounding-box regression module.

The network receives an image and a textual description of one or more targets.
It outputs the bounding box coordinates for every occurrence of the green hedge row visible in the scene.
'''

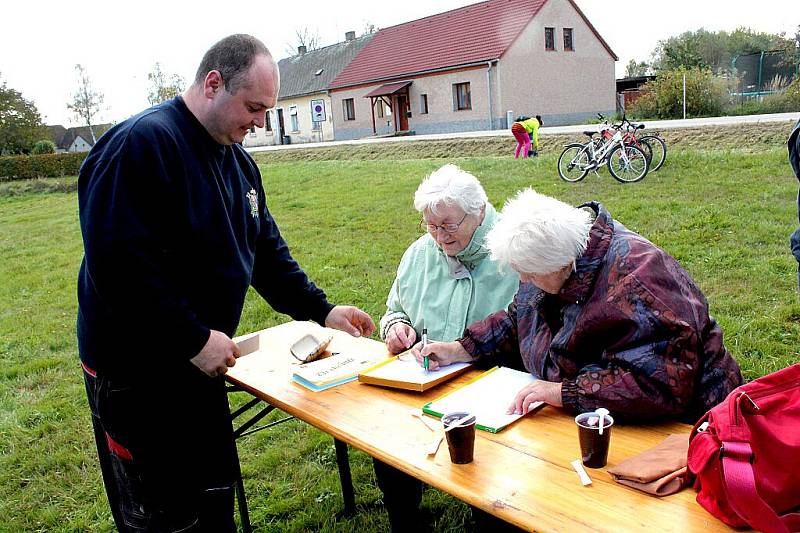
[0,152,86,181]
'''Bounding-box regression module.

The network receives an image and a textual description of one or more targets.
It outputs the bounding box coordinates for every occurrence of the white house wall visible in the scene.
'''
[243,93,334,147]
[498,0,616,125]
[331,66,498,141]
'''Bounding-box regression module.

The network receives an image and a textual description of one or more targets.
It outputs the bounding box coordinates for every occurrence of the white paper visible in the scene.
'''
[425,367,542,432]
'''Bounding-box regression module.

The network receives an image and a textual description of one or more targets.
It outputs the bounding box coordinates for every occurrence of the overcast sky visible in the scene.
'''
[3,1,797,127]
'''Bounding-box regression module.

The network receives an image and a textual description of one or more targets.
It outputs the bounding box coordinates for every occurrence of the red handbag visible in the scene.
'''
[687,363,800,532]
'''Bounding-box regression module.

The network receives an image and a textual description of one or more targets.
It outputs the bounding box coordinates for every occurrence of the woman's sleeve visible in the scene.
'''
[458,301,520,367]
[380,276,412,340]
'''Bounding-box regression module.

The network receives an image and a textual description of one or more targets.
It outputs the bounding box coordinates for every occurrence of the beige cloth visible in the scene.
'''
[607,433,689,496]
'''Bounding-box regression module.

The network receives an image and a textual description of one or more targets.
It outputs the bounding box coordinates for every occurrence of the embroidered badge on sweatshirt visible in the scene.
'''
[246,189,258,218]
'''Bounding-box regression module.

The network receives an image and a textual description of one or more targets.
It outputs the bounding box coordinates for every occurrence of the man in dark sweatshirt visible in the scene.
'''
[77,34,375,532]
[789,119,800,290]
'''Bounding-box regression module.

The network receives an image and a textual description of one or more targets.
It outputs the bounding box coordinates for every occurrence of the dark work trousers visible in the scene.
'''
[373,458,423,533]
[374,457,526,532]
[82,363,238,532]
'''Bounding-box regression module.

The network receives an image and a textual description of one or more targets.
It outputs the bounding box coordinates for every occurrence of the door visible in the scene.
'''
[397,94,409,131]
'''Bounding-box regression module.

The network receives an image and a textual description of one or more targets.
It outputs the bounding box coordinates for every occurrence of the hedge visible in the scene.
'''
[0,152,86,181]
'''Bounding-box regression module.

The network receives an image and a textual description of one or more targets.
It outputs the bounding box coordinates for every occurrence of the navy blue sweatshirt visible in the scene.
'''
[77,97,333,379]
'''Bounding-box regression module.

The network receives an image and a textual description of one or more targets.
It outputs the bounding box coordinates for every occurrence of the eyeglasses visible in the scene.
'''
[420,212,468,234]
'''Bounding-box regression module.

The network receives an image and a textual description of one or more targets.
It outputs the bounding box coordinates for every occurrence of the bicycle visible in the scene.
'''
[557,127,650,183]
[598,114,667,172]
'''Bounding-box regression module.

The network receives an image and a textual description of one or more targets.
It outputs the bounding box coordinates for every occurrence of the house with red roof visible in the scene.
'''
[243,31,373,147]
[328,0,617,140]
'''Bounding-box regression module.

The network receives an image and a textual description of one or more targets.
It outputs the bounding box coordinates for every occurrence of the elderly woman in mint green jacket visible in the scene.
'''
[380,163,518,353]
[375,163,520,533]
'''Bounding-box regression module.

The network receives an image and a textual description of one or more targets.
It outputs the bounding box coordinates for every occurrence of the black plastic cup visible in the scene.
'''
[575,412,614,468]
[442,411,477,464]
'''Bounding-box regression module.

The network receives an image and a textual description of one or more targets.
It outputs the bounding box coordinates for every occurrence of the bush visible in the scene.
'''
[0,151,86,181]
[631,67,731,119]
[31,140,56,155]
[760,77,800,113]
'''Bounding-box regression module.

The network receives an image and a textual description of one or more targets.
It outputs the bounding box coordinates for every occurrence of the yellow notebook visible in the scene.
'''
[422,366,544,433]
[358,354,471,392]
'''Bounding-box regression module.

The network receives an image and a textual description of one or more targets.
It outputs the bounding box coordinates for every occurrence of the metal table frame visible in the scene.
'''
[227,384,355,532]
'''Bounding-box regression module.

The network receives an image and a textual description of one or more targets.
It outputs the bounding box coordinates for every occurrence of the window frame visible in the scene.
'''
[342,98,356,121]
[420,94,429,114]
[563,28,574,51]
[289,105,299,132]
[545,27,555,51]
[453,82,471,111]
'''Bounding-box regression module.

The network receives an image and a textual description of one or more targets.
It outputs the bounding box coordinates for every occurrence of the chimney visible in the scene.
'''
[297,45,307,55]
[345,31,356,41]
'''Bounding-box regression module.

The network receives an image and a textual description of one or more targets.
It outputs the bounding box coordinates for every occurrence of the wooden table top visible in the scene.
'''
[226,321,733,532]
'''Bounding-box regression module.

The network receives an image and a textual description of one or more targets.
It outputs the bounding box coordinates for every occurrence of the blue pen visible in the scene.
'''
[422,328,429,372]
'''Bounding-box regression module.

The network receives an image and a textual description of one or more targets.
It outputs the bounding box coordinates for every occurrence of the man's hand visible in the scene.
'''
[412,340,472,370]
[385,323,416,354]
[190,330,241,377]
[325,305,376,338]
[507,380,563,414]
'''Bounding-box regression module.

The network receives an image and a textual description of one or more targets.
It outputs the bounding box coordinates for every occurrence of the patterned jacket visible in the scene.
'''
[459,202,743,423]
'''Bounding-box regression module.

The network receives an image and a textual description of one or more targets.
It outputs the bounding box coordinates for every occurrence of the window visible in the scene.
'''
[249,126,256,137]
[343,98,355,120]
[563,28,574,51]
[289,106,299,131]
[453,82,471,111]
[545,27,555,51]
[376,99,386,118]
[265,111,272,132]
[420,94,428,114]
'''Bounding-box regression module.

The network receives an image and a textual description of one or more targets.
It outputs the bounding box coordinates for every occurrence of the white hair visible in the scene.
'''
[413,164,487,216]
[486,188,593,274]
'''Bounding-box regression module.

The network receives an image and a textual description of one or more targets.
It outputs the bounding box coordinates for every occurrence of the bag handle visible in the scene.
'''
[721,440,798,533]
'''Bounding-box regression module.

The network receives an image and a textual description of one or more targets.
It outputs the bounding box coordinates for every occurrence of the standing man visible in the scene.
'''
[789,119,800,290]
[77,34,375,532]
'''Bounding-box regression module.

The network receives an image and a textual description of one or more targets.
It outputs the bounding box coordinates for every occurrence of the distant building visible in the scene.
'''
[48,124,113,153]
[243,31,374,147]
[328,0,618,140]
[616,75,656,114]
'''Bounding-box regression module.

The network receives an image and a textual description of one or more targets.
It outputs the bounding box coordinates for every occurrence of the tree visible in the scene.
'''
[67,64,104,144]
[631,67,731,119]
[625,59,650,77]
[31,139,56,154]
[362,21,378,36]
[651,27,793,75]
[147,63,185,106]
[0,73,47,155]
[284,27,321,56]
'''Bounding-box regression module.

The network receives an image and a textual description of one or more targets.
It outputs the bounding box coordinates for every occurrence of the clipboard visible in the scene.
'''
[422,366,544,433]
[358,353,471,392]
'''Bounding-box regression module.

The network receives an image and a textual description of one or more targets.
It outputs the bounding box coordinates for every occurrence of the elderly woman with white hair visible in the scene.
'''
[376,164,519,533]
[379,163,518,353]
[419,189,743,423]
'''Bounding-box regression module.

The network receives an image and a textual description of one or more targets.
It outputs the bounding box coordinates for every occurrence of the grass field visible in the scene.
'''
[1,122,799,532]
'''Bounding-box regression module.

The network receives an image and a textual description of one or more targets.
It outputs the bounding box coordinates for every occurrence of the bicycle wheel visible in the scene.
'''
[639,135,666,171]
[607,144,649,183]
[634,138,653,165]
[557,144,591,182]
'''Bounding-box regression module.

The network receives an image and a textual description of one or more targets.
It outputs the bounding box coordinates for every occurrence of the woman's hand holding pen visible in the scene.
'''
[411,340,471,371]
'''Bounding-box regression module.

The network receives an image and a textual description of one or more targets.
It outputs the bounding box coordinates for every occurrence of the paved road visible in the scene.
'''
[247,112,799,154]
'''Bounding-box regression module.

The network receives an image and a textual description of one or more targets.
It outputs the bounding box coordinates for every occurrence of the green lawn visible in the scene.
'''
[1,145,798,532]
